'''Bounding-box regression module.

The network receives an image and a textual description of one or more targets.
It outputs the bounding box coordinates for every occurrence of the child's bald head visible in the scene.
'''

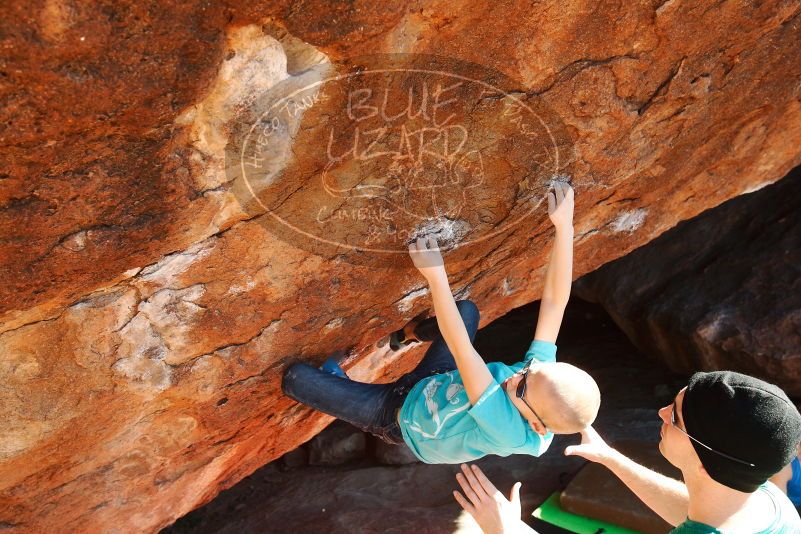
[530,362,600,434]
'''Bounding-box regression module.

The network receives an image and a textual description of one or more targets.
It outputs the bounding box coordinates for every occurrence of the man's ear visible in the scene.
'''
[697,462,709,478]
[529,419,548,436]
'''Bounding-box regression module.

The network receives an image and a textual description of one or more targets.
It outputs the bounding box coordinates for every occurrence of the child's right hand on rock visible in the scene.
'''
[547,181,574,230]
[408,236,445,281]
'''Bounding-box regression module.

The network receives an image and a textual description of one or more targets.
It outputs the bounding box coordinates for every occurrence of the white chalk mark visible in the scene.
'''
[610,209,647,233]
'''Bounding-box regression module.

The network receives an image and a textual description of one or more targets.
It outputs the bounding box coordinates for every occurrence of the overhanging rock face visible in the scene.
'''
[2,2,801,532]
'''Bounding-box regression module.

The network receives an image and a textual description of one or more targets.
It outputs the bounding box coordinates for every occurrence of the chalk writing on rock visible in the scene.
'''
[226,54,574,267]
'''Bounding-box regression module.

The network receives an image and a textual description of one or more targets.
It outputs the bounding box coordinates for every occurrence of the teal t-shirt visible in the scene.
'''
[398,339,556,464]
[671,482,801,533]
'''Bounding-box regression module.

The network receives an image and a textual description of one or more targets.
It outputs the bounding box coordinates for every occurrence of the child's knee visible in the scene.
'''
[282,363,311,398]
[456,299,480,322]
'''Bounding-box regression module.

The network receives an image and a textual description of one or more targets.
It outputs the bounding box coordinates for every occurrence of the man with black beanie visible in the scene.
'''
[452,371,801,533]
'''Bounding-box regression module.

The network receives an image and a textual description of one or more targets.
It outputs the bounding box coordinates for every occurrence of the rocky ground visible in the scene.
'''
[162,298,687,533]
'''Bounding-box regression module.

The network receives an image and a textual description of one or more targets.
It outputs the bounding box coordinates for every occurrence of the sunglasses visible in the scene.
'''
[670,401,755,467]
[515,361,549,431]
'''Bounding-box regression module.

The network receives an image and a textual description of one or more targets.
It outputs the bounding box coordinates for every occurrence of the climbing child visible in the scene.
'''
[282,182,601,463]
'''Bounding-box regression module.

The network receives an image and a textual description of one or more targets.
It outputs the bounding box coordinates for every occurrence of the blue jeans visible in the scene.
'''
[282,300,481,445]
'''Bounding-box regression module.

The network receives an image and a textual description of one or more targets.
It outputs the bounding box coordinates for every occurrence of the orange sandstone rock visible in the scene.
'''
[1,1,800,532]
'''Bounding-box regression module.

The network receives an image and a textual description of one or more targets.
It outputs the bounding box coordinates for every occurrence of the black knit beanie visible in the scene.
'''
[682,371,801,492]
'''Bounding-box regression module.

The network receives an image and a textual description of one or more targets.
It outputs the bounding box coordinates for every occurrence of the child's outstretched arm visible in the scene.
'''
[533,182,574,344]
[408,237,493,405]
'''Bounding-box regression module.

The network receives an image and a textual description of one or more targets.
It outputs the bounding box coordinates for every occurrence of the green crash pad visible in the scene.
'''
[533,492,641,534]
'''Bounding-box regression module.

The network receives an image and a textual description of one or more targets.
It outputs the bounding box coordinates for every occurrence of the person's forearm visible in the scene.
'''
[601,449,689,526]
[540,225,573,305]
[427,274,493,404]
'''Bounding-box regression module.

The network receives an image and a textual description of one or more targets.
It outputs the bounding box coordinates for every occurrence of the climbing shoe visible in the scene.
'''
[320,348,349,379]
[389,311,428,351]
